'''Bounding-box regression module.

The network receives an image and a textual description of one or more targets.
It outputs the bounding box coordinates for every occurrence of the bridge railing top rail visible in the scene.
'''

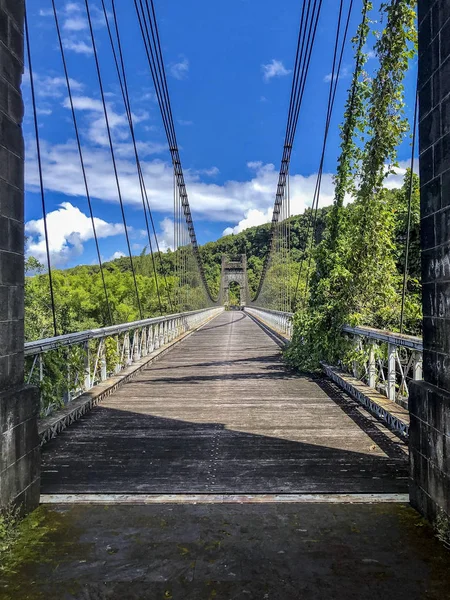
[342,325,423,351]
[25,308,215,356]
[249,306,294,319]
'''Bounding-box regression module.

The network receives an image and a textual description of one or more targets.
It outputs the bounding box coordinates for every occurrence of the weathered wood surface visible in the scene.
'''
[41,312,408,494]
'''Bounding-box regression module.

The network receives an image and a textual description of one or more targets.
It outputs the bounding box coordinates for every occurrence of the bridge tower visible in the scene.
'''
[220,255,250,307]
[0,0,40,513]
[410,0,450,526]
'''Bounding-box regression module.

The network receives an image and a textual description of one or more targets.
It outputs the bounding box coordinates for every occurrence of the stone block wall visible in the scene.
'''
[0,0,40,513]
[410,0,450,525]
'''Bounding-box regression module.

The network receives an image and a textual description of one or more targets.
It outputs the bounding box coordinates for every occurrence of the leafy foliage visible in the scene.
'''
[286,0,419,372]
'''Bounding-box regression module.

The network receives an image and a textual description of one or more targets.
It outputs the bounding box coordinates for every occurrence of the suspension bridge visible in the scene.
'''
[1,0,450,597]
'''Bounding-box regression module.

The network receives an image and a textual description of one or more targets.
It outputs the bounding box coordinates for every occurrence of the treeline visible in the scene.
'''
[25,208,330,341]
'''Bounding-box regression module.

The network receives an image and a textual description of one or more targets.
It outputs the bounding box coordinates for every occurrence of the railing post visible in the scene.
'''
[141,329,148,357]
[154,325,160,350]
[84,341,91,390]
[115,335,121,374]
[368,344,376,389]
[387,343,396,401]
[100,341,107,381]
[352,336,362,379]
[148,326,155,353]
[124,333,131,365]
[133,331,140,362]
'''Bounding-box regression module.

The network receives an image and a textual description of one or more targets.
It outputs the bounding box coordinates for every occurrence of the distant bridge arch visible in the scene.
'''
[220,255,249,307]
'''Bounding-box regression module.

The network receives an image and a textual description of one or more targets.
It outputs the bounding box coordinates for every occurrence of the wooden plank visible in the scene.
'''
[41,312,408,495]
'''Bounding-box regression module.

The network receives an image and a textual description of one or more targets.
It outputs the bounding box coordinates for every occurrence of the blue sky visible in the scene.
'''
[24,0,417,268]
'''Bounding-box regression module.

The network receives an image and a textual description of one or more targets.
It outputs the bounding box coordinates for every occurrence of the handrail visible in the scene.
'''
[244,308,423,407]
[244,306,293,341]
[25,308,217,356]
[26,307,224,417]
[342,325,422,351]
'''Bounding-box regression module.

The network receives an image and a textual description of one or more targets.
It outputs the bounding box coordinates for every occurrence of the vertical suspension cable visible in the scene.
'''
[292,0,354,309]
[108,0,174,313]
[399,92,418,335]
[100,0,164,315]
[24,9,58,337]
[51,0,113,327]
[254,0,323,302]
[83,0,143,319]
[173,169,177,310]
[287,170,291,312]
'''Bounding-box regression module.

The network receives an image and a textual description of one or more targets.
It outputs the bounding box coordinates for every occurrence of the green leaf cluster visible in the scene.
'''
[286,0,419,372]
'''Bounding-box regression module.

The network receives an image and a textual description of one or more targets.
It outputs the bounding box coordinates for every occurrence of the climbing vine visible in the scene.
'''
[286,0,418,372]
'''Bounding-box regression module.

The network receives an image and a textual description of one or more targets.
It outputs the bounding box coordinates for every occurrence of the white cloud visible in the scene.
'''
[36,108,53,116]
[23,71,84,99]
[384,159,419,189]
[25,202,125,266]
[63,16,88,31]
[158,217,175,252]
[223,208,273,236]
[178,119,193,126]
[170,57,189,80]
[324,66,350,83]
[261,59,290,82]
[221,160,418,237]
[24,110,416,254]
[61,95,151,148]
[63,39,93,55]
[106,251,126,262]
[39,1,105,56]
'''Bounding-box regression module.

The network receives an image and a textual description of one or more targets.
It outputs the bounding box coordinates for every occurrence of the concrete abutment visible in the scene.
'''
[410,0,450,527]
[0,0,40,513]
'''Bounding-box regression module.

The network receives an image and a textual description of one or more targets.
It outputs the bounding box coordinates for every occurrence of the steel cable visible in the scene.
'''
[101,0,170,315]
[399,91,418,334]
[24,8,58,337]
[133,0,216,304]
[293,0,354,309]
[51,0,113,327]
[84,0,143,319]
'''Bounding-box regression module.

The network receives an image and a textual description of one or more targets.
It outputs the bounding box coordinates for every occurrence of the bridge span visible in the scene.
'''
[41,311,408,498]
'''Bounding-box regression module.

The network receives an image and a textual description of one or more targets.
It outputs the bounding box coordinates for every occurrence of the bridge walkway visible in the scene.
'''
[41,311,408,495]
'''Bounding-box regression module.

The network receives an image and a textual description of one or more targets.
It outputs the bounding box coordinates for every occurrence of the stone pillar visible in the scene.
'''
[409,0,450,525]
[0,0,40,513]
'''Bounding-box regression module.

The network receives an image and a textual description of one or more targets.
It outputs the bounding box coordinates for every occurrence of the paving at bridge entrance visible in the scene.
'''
[2,312,450,599]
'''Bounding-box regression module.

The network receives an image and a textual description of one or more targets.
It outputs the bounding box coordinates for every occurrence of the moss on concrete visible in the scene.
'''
[0,506,91,600]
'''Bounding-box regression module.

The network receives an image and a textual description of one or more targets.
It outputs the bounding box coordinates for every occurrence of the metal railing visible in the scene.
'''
[244,308,423,408]
[245,307,293,341]
[342,325,422,407]
[26,307,223,417]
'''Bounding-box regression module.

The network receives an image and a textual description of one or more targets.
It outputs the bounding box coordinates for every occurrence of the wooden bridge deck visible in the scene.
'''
[41,311,408,495]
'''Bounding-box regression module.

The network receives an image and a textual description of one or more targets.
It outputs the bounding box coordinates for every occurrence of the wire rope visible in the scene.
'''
[24,8,58,337]
[51,0,113,327]
[84,0,143,319]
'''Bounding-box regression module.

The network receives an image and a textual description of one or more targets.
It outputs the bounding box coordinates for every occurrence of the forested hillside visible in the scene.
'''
[25,207,330,341]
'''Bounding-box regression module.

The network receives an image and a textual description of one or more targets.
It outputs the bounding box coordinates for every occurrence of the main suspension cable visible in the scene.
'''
[134,0,216,303]
[253,0,323,301]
